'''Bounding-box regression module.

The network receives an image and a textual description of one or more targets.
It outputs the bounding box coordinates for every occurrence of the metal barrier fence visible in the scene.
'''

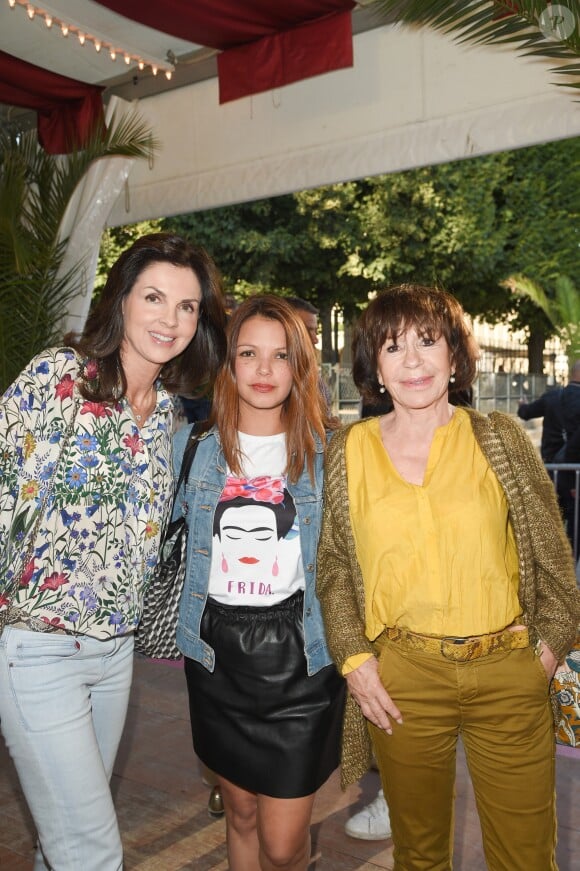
[545,464,580,565]
[321,365,555,420]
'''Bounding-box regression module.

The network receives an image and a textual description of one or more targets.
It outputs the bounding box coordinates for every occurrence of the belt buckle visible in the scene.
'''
[440,636,474,662]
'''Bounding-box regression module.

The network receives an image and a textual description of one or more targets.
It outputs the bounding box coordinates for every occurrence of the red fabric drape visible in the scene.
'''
[0,50,104,154]
[217,10,353,103]
[95,0,355,46]
[95,0,355,100]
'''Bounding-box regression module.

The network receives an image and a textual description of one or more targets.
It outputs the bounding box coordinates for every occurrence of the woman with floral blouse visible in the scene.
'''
[0,233,227,871]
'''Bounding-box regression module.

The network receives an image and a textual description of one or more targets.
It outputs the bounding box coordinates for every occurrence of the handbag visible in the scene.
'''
[134,423,204,660]
[552,636,580,747]
[0,399,79,633]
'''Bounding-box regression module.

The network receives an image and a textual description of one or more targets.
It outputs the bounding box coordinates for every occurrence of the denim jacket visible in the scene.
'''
[173,424,333,676]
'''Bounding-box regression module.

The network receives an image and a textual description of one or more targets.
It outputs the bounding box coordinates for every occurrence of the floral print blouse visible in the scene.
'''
[0,347,174,639]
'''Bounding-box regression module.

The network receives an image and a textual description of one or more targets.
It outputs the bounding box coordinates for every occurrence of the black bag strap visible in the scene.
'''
[175,420,207,496]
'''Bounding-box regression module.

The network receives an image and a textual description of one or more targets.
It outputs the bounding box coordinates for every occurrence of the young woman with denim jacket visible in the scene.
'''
[174,295,344,871]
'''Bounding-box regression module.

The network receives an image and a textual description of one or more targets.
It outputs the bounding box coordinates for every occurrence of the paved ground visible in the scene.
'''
[1,654,579,870]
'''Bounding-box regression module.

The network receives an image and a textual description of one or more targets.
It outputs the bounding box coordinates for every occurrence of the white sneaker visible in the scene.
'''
[344,788,392,841]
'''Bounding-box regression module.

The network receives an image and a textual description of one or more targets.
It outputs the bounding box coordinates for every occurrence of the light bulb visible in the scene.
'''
[110,49,117,60]
[27,6,35,19]
[8,0,17,9]
[138,60,145,70]
[165,70,172,80]
[94,39,102,52]
[78,33,86,45]
[151,65,158,76]
[124,54,131,65]
[45,14,52,27]
[61,23,69,36]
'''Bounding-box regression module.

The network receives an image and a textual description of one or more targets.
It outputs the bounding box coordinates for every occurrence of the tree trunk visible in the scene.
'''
[527,328,546,375]
[319,305,334,364]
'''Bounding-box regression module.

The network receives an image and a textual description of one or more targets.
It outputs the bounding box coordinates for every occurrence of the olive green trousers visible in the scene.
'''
[369,638,557,871]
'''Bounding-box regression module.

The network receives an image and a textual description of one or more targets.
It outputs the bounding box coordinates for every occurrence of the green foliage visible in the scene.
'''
[95,220,163,299]
[503,274,580,356]
[161,138,578,356]
[373,1,580,92]
[0,113,157,392]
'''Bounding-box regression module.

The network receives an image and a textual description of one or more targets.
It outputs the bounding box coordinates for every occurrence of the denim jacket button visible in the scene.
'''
[303,517,311,525]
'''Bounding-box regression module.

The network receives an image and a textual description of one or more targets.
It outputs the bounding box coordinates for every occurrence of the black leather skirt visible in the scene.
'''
[184,590,345,798]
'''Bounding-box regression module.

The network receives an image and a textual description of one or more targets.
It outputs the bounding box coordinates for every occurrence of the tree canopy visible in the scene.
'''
[99,137,579,369]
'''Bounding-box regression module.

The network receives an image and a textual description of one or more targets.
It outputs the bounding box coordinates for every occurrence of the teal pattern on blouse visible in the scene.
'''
[0,348,174,638]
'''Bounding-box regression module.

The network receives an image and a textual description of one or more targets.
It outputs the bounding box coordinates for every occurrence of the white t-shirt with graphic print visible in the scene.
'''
[207,431,306,606]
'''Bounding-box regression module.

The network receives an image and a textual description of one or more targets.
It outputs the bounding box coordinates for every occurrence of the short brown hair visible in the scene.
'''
[352,284,478,403]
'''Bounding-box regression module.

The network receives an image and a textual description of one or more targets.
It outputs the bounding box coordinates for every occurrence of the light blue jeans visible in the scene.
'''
[0,627,134,871]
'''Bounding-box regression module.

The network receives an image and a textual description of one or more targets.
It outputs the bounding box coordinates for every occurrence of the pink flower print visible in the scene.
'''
[40,616,67,630]
[55,374,75,400]
[80,401,113,418]
[123,433,144,457]
[255,487,285,504]
[220,475,286,504]
[39,572,69,592]
[84,359,99,381]
[20,559,35,586]
[251,476,271,488]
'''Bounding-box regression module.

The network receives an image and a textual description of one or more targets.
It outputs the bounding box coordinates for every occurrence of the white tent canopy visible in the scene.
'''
[109,23,580,227]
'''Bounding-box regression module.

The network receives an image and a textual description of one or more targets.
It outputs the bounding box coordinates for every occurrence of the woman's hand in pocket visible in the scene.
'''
[345,656,403,733]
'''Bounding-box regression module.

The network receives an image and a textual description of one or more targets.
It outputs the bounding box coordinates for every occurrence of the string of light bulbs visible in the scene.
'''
[7,0,175,79]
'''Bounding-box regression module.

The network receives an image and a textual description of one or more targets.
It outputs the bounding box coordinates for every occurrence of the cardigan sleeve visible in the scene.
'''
[489,412,580,660]
[316,427,375,672]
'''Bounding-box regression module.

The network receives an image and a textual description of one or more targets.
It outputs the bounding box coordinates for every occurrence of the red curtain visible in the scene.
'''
[95,0,355,100]
[0,50,104,154]
[217,10,353,103]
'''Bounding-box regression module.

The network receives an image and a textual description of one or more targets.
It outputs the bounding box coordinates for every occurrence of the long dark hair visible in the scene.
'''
[67,233,227,402]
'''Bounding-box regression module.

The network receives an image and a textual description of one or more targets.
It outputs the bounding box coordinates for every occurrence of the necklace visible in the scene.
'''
[127,386,156,424]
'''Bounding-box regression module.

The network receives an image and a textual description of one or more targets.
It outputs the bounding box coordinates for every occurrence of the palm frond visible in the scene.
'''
[502,273,580,357]
[373,1,580,91]
[0,109,157,391]
[502,273,552,317]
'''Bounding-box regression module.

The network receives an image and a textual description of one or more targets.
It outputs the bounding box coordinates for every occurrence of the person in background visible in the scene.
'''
[286,297,320,348]
[317,284,580,871]
[559,359,580,440]
[174,295,344,871]
[0,233,227,871]
[554,361,580,555]
[517,383,565,463]
[286,297,332,409]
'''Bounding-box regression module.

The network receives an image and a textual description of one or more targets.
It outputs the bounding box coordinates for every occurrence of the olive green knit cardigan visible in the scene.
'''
[316,408,580,789]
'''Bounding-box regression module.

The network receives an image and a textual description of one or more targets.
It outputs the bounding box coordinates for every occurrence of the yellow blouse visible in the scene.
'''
[346,408,520,646]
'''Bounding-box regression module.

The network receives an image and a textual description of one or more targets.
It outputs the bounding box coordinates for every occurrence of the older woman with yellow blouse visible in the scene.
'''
[317,285,580,871]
